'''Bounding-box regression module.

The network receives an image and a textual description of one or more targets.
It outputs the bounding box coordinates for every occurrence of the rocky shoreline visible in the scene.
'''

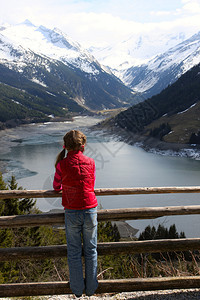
[0,114,76,132]
[96,122,200,160]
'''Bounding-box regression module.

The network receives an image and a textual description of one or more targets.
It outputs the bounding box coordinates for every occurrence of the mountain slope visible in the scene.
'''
[0,82,56,129]
[89,30,189,73]
[0,21,135,125]
[103,63,200,145]
[122,31,200,100]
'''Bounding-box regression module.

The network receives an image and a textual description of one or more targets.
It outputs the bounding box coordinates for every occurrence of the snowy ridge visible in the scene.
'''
[1,19,200,109]
[0,20,101,75]
[0,20,135,113]
[0,30,56,74]
[89,30,191,71]
[121,31,200,98]
[89,28,200,99]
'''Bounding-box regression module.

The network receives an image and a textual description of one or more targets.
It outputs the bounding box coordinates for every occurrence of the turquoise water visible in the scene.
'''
[1,117,200,238]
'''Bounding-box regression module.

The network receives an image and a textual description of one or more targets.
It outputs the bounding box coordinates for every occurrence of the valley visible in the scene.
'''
[0,20,200,153]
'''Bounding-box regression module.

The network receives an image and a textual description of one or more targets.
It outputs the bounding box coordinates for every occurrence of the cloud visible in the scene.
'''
[182,0,200,13]
[149,0,200,21]
[151,11,172,16]
[1,0,200,48]
[54,12,143,47]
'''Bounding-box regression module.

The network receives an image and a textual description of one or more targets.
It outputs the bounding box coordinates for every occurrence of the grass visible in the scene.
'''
[97,250,200,280]
[144,101,200,144]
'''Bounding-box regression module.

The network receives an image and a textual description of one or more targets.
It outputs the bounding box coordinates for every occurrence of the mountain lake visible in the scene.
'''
[1,116,200,238]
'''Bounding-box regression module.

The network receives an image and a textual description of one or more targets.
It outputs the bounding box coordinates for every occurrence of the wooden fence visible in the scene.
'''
[1,187,200,297]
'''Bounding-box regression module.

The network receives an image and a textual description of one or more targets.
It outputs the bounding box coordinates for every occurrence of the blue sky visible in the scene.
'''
[1,0,200,47]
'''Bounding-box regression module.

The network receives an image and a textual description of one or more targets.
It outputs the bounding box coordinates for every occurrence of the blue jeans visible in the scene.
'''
[65,207,98,296]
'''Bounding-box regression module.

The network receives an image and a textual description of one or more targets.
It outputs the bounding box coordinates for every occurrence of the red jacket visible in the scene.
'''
[53,150,98,210]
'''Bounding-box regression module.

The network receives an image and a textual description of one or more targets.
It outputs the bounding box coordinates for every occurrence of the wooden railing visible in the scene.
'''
[1,187,200,297]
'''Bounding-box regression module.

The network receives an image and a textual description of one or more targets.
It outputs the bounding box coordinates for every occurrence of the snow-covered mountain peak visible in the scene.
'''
[89,29,193,72]
[38,25,81,52]
[0,21,136,114]
[121,30,200,99]
[183,31,200,45]
[0,21,101,74]
[19,19,36,27]
[0,24,10,32]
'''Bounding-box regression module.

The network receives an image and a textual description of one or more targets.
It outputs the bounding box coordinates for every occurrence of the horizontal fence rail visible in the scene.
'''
[1,205,200,227]
[1,277,200,297]
[1,187,200,297]
[1,186,200,199]
[0,238,200,261]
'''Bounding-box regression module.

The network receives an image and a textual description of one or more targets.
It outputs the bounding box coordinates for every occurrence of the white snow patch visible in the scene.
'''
[133,75,159,93]
[31,78,47,87]
[11,99,22,105]
[177,103,197,114]
[46,91,56,97]
[167,131,174,135]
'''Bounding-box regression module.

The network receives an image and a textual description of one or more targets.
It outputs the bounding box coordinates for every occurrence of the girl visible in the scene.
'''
[53,130,98,297]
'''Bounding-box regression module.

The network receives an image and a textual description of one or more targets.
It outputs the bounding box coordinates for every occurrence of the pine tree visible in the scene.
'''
[0,172,7,215]
[0,175,36,216]
[168,224,179,239]
[0,173,66,283]
[138,223,187,261]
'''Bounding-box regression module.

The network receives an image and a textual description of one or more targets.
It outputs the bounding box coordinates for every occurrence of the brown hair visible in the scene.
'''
[55,130,86,167]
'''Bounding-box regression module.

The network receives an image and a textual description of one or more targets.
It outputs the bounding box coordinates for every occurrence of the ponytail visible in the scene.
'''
[55,149,65,167]
[55,130,86,167]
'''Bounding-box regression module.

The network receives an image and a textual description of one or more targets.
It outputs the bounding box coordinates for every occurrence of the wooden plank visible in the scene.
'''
[97,277,200,293]
[1,186,200,199]
[0,238,200,261]
[0,281,71,297]
[1,205,200,228]
[0,245,67,261]
[0,212,65,227]
[95,186,200,196]
[0,189,62,199]
[98,205,200,221]
[1,277,200,297]
[98,238,200,255]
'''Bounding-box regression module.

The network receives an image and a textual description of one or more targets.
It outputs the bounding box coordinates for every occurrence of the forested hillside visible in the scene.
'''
[105,63,200,144]
[0,59,135,129]
[0,82,72,129]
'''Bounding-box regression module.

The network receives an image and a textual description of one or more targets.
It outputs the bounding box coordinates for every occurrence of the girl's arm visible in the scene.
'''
[53,162,62,191]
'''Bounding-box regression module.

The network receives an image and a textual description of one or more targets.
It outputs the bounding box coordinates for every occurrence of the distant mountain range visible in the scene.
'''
[122,32,200,100]
[103,62,200,146]
[89,31,189,71]
[91,27,200,150]
[0,20,135,127]
[90,29,200,100]
[1,19,200,143]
